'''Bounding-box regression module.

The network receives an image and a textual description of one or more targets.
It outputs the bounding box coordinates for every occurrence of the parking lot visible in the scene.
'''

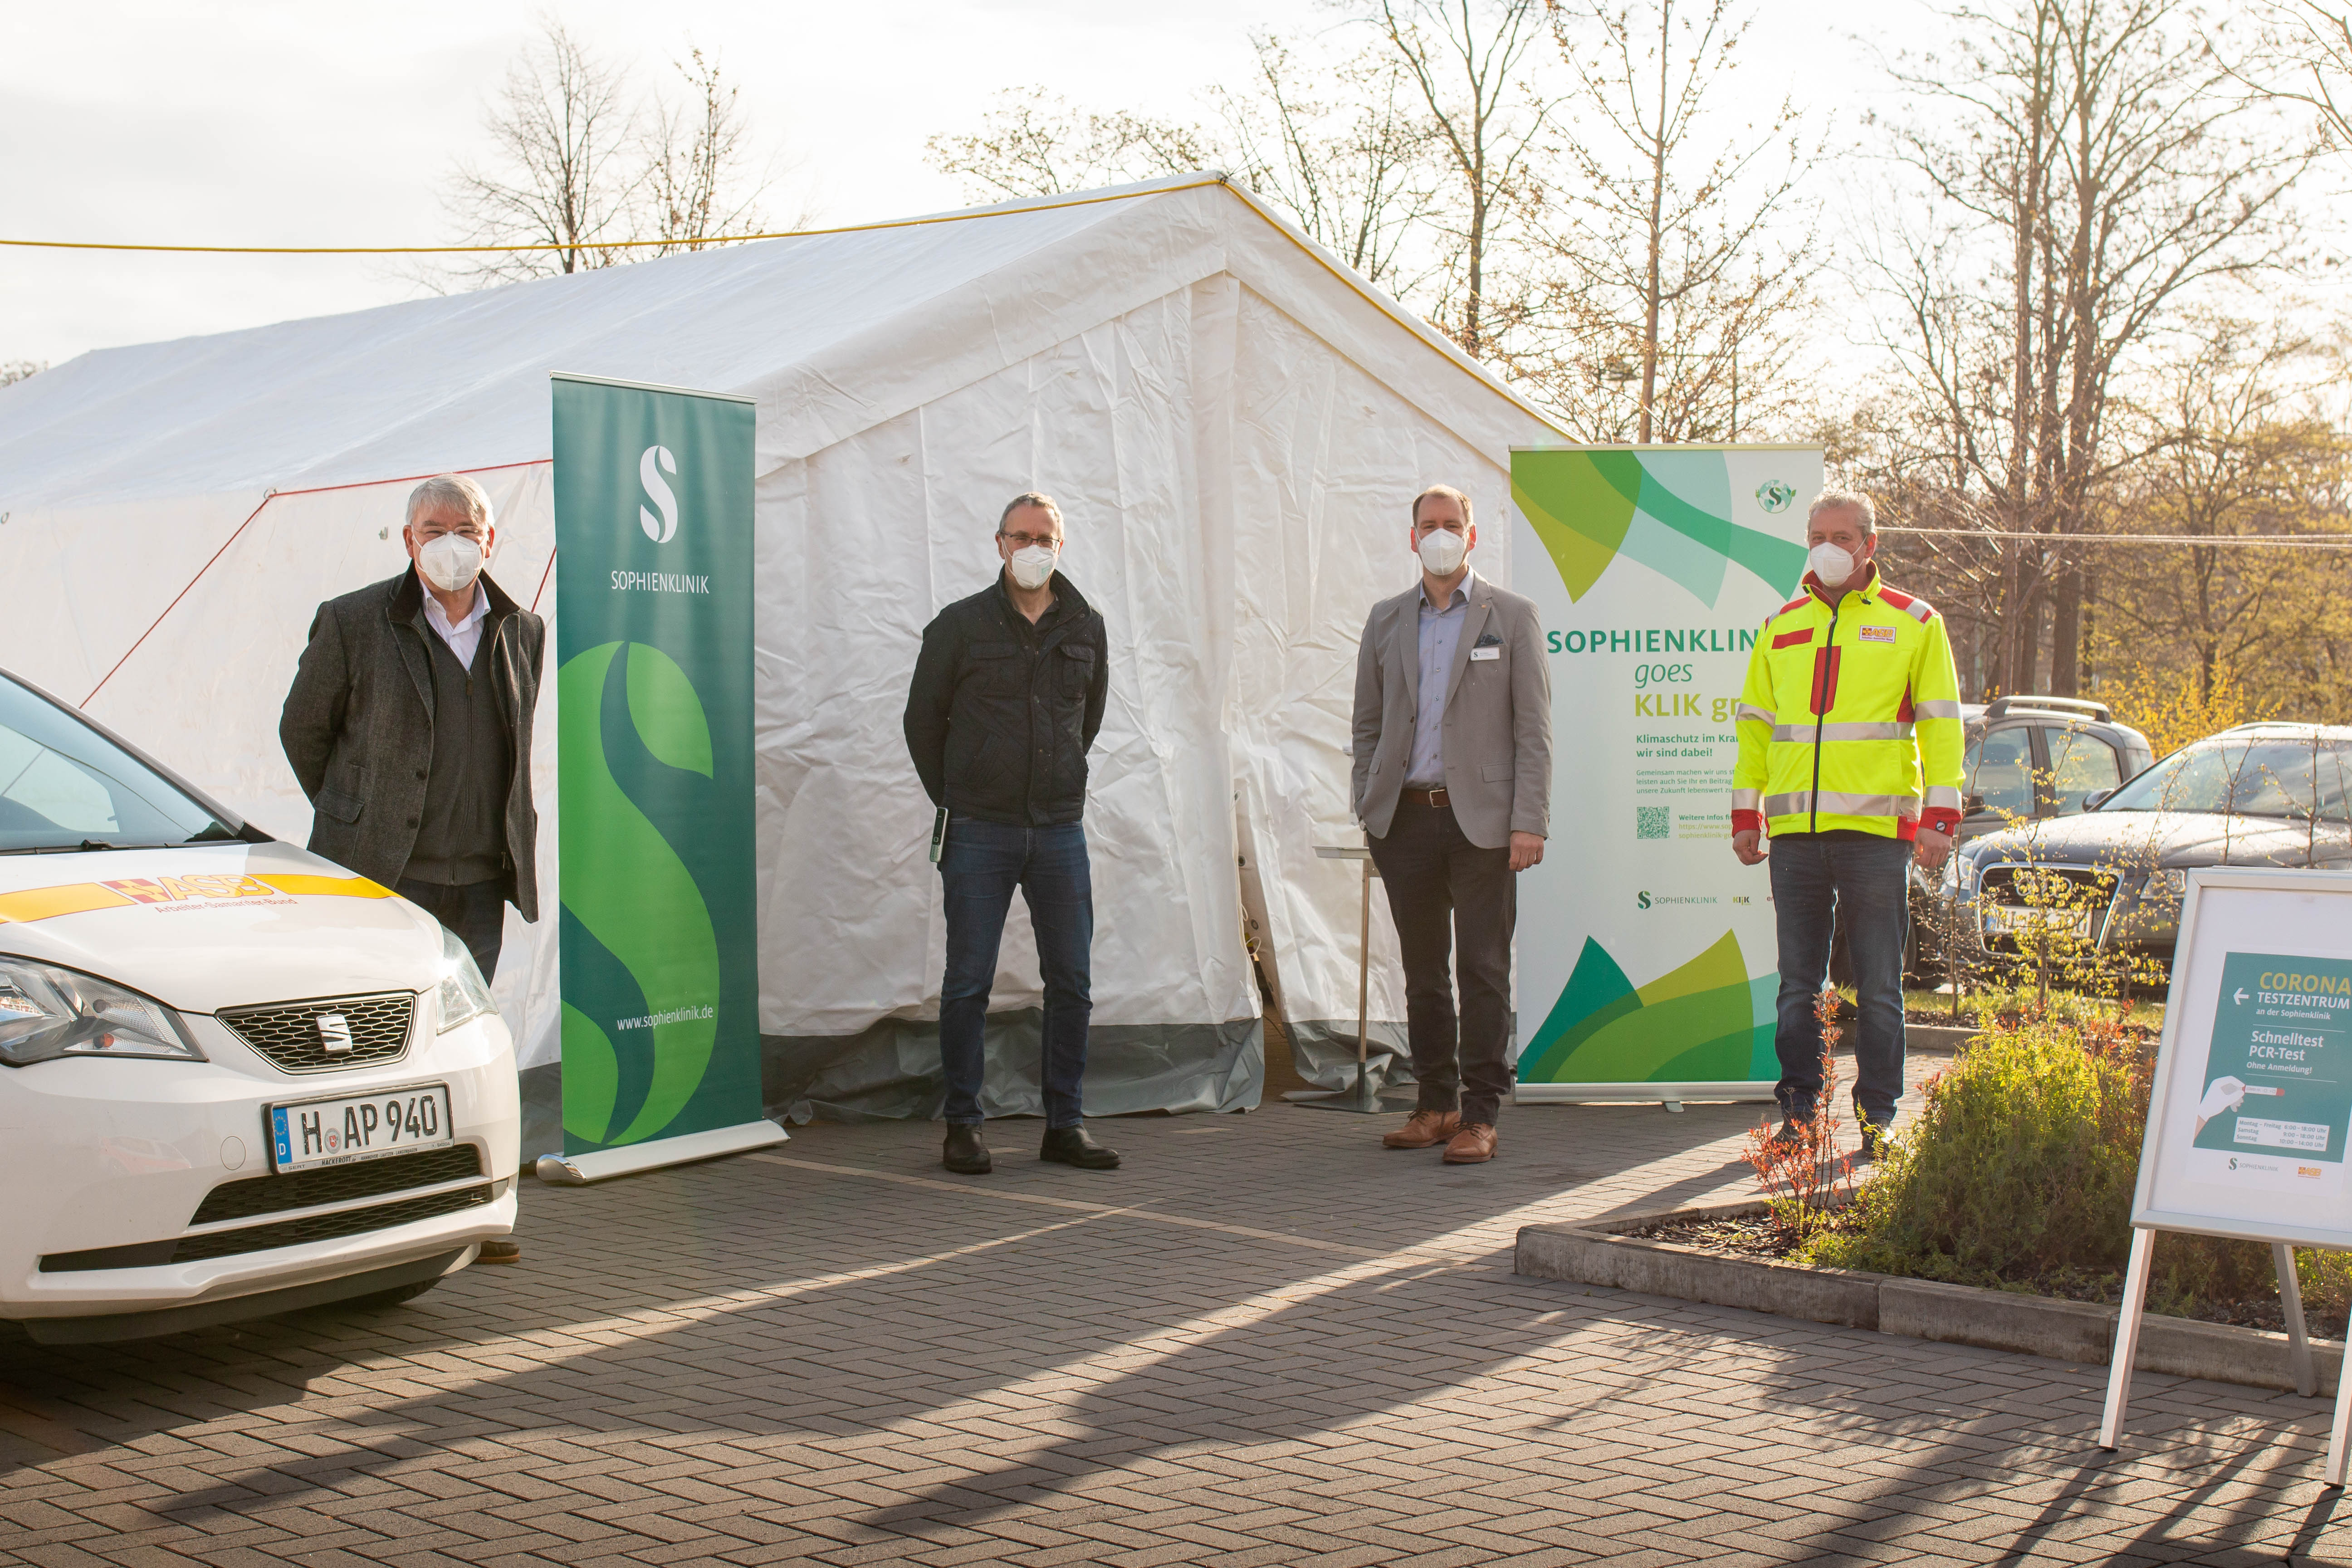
[5,1057,2346,1567]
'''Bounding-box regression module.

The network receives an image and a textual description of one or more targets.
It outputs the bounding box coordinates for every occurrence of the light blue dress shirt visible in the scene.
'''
[1405,569,1474,788]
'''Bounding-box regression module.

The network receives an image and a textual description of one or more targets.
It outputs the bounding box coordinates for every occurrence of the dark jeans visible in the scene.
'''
[1367,799,1515,1125]
[1769,834,1910,1126]
[938,818,1094,1128]
[396,877,507,984]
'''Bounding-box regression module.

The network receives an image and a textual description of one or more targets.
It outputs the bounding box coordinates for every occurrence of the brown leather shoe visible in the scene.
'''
[1382,1109,1462,1149]
[1442,1123,1498,1163]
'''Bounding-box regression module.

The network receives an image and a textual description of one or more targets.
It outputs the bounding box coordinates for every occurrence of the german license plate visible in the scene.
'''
[1984,905,2092,941]
[268,1083,453,1172]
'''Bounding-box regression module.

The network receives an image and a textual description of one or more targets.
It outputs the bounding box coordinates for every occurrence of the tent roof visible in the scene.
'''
[0,175,1555,513]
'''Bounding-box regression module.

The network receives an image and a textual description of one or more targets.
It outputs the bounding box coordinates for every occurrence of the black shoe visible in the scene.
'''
[1040,1125,1121,1170]
[943,1123,992,1175]
[1857,1119,1888,1163]
[1770,1118,1809,1147]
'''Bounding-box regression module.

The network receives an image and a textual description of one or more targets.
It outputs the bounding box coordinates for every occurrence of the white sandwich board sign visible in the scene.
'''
[2102,867,2352,1478]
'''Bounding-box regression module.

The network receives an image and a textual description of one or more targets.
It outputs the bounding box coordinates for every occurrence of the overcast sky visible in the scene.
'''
[2,0,1934,369]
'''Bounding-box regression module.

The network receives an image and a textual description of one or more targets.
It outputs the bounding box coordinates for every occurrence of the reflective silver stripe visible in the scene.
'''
[1731,788,1762,810]
[1770,722,1913,742]
[1761,790,1916,818]
[1897,597,1933,623]
[1736,703,1775,725]
[1912,699,1963,720]
[1924,785,1962,809]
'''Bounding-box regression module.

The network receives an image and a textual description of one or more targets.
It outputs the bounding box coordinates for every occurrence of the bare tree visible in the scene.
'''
[1541,0,1817,442]
[641,48,771,254]
[0,361,43,388]
[1867,0,2308,699]
[925,89,1214,200]
[1355,0,1564,363]
[445,21,639,283]
[1210,34,1445,296]
[440,22,777,288]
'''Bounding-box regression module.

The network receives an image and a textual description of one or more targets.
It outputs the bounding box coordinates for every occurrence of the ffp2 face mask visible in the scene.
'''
[1007,544,1058,591]
[418,533,484,593]
[1417,527,1469,576]
[1807,541,1857,587]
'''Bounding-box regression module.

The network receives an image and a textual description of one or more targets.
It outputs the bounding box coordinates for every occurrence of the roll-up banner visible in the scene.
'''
[1509,445,1822,1105]
[536,373,785,1184]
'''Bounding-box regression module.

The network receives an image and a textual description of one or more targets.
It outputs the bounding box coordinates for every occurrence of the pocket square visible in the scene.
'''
[1474,631,1503,646]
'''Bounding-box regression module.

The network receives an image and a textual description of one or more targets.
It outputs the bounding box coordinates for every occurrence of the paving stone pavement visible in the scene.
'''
[5,1050,2349,1567]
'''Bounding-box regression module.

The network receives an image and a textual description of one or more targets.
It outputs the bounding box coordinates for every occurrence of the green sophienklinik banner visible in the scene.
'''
[1508,446,1822,1104]
[544,373,779,1182]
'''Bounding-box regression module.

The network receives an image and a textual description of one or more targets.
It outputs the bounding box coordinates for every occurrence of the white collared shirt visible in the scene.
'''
[422,582,489,667]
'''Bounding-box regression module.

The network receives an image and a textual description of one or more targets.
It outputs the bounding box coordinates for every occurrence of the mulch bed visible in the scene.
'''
[1627,1211,2341,1338]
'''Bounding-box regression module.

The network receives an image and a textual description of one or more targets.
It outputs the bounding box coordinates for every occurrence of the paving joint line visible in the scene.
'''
[744,1154,1505,1272]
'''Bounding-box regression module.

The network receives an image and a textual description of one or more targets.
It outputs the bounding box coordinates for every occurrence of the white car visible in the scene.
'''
[0,667,518,1343]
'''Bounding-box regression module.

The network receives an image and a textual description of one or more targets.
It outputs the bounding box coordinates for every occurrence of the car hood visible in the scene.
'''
[0,842,445,1013]
[1962,810,2352,873]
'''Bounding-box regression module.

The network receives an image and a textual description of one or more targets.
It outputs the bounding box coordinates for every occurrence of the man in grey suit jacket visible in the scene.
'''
[1351,484,1552,1164]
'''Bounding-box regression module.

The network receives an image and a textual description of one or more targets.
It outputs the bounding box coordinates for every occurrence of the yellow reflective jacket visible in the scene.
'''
[1731,565,1964,840]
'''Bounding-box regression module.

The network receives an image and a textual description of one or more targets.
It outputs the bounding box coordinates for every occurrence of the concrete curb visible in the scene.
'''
[1906,1022,1976,1053]
[1517,1204,2338,1394]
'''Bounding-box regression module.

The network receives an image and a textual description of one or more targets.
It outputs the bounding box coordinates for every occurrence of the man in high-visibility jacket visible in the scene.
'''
[1731,489,1964,1155]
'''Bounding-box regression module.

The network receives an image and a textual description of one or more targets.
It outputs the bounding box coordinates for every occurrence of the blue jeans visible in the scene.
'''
[938,818,1093,1128]
[1769,834,1910,1126]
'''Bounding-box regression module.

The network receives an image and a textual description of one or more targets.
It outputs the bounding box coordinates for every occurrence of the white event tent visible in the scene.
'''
[0,174,1557,1156]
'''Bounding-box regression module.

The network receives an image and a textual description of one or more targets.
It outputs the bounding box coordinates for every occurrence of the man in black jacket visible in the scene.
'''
[903,492,1120,1176]
[280,474,544,985]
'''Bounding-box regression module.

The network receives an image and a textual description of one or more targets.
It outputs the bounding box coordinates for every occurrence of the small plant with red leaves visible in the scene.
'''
[1743,987,1855,1243]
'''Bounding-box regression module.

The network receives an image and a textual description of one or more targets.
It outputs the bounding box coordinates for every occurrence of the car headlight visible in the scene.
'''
[1957,856,1979,893]
[2141,868,2188,899]
[433,925,499,1034]
[0,956,203,1065]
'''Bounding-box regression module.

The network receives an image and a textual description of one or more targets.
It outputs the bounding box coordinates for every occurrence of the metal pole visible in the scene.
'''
[2099,1227,2156,1450]
[2277,1243,2317,1399]
[2326,1313,2352,1487]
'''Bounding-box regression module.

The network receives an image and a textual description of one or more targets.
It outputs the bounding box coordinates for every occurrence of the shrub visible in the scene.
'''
[1802,1018,2352,1331]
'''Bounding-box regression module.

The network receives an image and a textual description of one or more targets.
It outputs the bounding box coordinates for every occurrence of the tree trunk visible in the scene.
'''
[2049,566,2082,696]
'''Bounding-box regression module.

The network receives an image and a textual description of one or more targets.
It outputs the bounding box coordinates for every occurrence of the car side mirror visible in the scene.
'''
[1963,791,1986,816]
[2083,788,2112,810]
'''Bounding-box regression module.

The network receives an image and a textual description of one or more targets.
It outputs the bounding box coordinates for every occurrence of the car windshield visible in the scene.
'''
[0,675,237,851]
[2102,736,2352,821]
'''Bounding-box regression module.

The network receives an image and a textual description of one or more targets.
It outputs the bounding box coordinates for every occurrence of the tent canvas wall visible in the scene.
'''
[0,175,1555,1155]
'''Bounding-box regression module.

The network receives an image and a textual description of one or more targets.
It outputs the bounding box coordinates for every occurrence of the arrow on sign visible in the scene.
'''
[2235,988,2249,1005]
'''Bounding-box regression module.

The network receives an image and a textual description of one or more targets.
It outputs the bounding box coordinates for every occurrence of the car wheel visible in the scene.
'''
[343,1278,440,1310]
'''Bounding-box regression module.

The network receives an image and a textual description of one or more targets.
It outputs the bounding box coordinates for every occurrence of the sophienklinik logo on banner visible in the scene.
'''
[1508,446,1822,1099]
[552,375,760,1156]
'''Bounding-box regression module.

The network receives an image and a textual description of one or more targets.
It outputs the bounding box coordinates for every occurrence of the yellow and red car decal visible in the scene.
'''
[0,873,394,925]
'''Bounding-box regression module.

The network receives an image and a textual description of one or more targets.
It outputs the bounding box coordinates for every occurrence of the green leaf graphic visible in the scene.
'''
[558,640,721,1144]
[560,1002,620,1141]
[626,642,714,778]
[1522,930,1775,1084]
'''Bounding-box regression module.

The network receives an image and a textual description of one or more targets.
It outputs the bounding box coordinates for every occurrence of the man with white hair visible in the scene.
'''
[1730,488,1963,1158]
[281,472,545,1020]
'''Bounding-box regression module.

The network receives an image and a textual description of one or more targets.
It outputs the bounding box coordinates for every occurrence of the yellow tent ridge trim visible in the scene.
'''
[0,180,1231,255]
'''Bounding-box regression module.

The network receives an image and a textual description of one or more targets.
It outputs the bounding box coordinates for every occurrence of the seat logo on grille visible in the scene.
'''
[317,1013,355,1054]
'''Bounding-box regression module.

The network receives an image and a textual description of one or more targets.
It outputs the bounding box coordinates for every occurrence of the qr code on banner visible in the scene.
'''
[1637,806,1670,840]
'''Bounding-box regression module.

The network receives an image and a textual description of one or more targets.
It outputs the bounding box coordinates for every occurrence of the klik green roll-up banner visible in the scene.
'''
[538,373,783,1184]
[1509,445,1822,1106]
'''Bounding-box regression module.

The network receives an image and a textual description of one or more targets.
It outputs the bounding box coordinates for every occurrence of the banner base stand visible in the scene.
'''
[535,1120,789,1186]
[1514,1080,1778,1107]
[1284,1062,1415,1114]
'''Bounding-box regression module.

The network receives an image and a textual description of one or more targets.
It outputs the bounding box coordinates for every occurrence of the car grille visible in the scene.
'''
[40,1185,494,1272]
[1980,865,2120,905]
[217,992,414,1073]
[190,1144,484,1226]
